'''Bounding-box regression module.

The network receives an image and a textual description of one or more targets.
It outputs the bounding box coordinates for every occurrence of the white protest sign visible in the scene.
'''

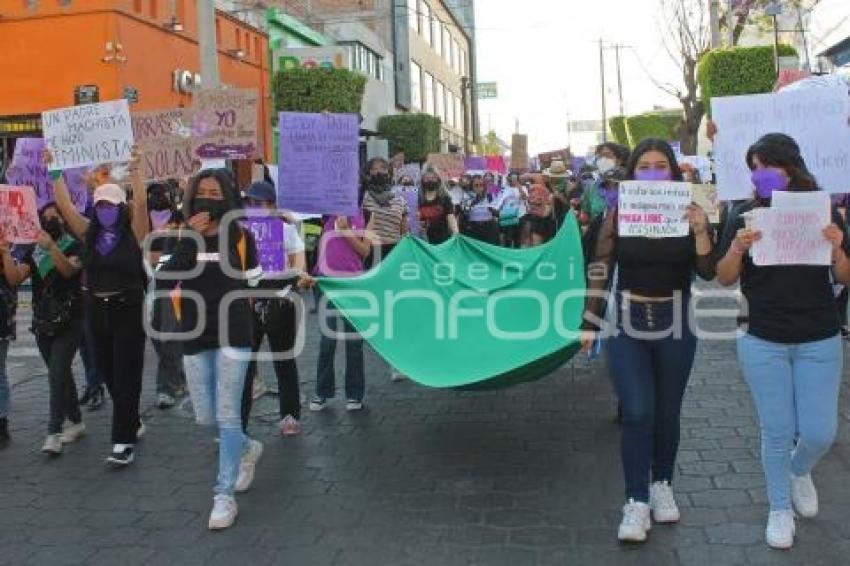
[770,190,831,215]
[199,159,227,171]
[42,100,135,171]
[618,181,692,238]
[679,155,712,184]
[712,85,850,200]
[751,207,831,266]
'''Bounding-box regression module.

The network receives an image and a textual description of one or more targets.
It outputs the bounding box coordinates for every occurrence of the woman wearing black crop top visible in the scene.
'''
[715,134,850,550]
[581,139,715,543]
[160,168,263,531]
[48,148,149,467]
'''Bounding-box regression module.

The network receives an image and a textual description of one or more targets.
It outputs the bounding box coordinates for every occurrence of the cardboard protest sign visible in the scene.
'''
[0,186,40,244]
[691,184,720,224]
[131,109,194,181]
[241,216,286,274]
[426,153,465,179]
[618,181,692,238]
[5,139,88,212]
[42,99,134,170]
[191,89,259,160]
[277,112,360,215]
[393,163,421,186]
[510,134,529,171]
[712,85,850,200]
[751,207,831,266]
[679,155,713,184]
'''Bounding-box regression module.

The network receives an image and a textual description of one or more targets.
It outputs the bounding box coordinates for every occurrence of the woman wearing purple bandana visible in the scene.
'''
[581,138,715,543]
[716,134,850,549]
[47,147,149,468]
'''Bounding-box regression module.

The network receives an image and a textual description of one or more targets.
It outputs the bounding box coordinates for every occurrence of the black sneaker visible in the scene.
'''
[88,386,105,412]
[106,444,135,467]
[0,417,9,448]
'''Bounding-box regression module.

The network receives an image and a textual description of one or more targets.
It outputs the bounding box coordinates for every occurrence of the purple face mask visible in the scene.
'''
[634,168,673,182]
[95,203,120,228]
[751,168,788,199]
[150,209,172,230]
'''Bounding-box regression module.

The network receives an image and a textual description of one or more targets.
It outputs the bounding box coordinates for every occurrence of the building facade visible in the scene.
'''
[810,0,850,75]
[0,0,272,169]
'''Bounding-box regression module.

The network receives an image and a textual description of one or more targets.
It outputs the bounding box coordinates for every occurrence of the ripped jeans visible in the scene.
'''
[184,348,250,497]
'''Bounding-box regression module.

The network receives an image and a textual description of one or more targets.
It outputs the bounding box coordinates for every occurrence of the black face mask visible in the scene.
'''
[422,180,440,191]
[369,173,391,190]
[193,197,228,221]
[42,218,64,241]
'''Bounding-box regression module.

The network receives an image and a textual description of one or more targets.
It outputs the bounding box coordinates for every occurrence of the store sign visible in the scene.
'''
[477,82,498,99]
[123,86,139,104]
[277,47,348,71]
[74,84,99,105]
[172,69,203,94]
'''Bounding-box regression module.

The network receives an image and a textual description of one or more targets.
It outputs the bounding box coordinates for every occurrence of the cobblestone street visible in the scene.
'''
[1,291,849,566]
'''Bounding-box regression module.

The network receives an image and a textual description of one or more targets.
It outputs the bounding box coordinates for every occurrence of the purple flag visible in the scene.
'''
[277,112,360,215]
[464,156,487,172]
[241,217,286,274]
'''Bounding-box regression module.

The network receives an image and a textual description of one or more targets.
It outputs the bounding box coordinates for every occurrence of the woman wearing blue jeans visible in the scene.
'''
[716,134,850,549]
[582,138,715,543]
[161,168,263,530]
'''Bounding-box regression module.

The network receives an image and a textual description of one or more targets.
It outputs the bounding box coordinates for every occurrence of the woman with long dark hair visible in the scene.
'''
[49,148,149,467]
[461,175,499,245]
[417,165,458,245]
[581,138,715,542]
[159,168,263,530]
[715,134,850,549]
[361,157,408,268]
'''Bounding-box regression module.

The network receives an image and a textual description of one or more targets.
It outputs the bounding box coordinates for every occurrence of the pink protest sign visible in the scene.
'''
[0,186,41,244]
[751,208,832,266]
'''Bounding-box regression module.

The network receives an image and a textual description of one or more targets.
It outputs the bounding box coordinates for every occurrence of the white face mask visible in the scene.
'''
[596,157,616,175]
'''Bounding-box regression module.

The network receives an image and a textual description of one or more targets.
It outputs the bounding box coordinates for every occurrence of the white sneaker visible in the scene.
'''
[649,480,680,523]
[345,399,363,412]
[618,499,651,542]
[137,420,146,440]
[42,434,63,455]
[235,438,264,493]
[208,495,238,530]
[790,473,818,518]
[59,422,86,444]
[252,379,268,400]
[391,371,406,382]
[156,393,176,409]
[766,509,795,549]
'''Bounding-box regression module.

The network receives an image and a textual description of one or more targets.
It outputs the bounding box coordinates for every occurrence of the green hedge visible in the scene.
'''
[608,116,628,146]
[625,112,683,147]
[377,114,441,163]
[273,67,366,115]
[697,44,797,116]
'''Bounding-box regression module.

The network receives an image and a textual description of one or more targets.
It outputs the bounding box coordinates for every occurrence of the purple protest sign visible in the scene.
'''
[277,112,360,215]
[241,217,286,274]
[393,187,420,237]
[464,156,487,172]
[5,138,52,206]
[61,168,90,213]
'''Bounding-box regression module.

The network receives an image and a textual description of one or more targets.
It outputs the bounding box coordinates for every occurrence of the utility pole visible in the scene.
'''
[765,1,783,75]
[599,38,607,143]
[709,0,721,48]
[797,6,811,71]
[198,0,220,88]
[461,76,470,155]
[614,44,625,118]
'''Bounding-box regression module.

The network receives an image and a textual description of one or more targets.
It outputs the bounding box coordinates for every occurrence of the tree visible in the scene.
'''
[654,0,711,155]
[479,131,502,155]
[722,0,821,46]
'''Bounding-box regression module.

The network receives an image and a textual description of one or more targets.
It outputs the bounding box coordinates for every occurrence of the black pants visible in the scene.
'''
[90,293,146,444]
[241,297,300,431]
[36,317,83,434]
[501,224,521,248]
[151,295,186,397]
[465,221,500,245]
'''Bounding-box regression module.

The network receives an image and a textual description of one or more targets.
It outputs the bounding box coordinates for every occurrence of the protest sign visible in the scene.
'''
[464,156,487,172]
[770,190,831,215]
[199,159,227,171]
[131,108,194,181]
[0,186,40,244]
[691,184,720,224]
[393,187,420,237]
[712,85,850,200]
[751,207,831,266]
[486,155,508,174]
[61,168,90,213]
[42,99,134,170]
[618,181,692,238]
[241,216,286,274]
[679,155,713,184]
[426,153,465,179]
[277,112,360,215]
[5,138,51,205]
[393,163,421,186]
[191,88,259,160]
[510,134,529,171]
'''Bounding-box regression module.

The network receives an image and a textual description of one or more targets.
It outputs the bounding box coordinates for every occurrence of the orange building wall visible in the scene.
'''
[0,2,272,160]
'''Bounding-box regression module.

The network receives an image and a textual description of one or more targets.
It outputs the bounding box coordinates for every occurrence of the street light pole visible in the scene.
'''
[709,0,721,48]
[599,38,607,143]
[614,44,625,118]
[198,0,220,88]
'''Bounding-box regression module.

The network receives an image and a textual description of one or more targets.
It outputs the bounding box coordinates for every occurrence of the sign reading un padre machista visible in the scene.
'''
[42,99,135,170]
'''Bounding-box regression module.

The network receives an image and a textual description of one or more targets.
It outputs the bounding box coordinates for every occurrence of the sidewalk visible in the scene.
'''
[0,297,848,566]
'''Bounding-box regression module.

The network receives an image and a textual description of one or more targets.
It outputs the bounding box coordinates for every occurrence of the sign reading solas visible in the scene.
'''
[131,109,194,181]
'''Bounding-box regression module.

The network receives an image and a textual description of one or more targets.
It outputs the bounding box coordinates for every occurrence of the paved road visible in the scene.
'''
[1,292,848,566]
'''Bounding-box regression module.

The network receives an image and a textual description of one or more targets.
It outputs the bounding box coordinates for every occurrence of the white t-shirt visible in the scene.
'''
[284,222,305,255]
[494,186,526,217]
[449,186,464,206]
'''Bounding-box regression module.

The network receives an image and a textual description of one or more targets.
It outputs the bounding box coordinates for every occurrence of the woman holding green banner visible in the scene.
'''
[581,138,715,543]
[0,204,85,455]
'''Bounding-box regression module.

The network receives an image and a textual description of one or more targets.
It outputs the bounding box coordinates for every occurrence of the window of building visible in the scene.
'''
[452,39,460,72]
[410,60,422,110]
[420,2,431,46]
[435,81,444,122]
[433,20,442,57]
[133,0,142,12]
[423,72,434,115]
[342,42,384,82]
[255,37,261,63]
[447,91,455,128]
[150,0,158,19]
[443,28,452,65]
[460,49,467,76]
[215,18,221,44]
[456,96,464,132]
[236,29,242,50]
[408,0,419,33]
